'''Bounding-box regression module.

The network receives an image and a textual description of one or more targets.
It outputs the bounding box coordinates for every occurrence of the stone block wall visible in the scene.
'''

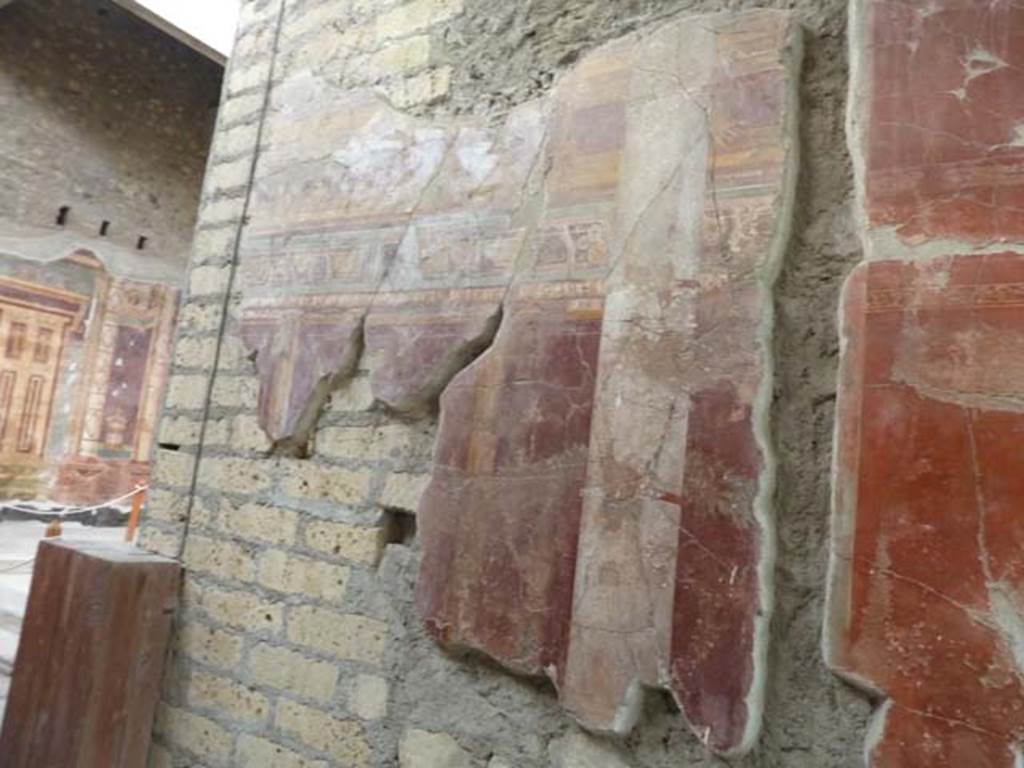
[141,0,879,766]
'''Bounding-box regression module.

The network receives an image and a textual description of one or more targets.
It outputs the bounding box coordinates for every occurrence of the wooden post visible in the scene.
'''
[0,539,179,767]
[125,487,146,543]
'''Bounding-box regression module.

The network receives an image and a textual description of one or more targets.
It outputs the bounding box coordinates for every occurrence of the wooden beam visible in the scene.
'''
[0,538,179,767]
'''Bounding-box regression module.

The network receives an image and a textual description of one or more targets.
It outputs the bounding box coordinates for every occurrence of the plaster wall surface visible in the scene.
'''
[141,0,868,766]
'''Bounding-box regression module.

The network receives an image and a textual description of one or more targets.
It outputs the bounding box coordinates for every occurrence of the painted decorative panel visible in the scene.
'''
[0,250,177,505]
[830,255,1024,767]
[857,1,1024,245]
[239,9,799,754]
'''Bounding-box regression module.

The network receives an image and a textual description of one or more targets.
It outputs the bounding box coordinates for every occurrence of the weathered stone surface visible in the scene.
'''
[828,255,1024,767]
[830,3,1024,764]
[548,732,633,768]
[417,9,798,755]
[398,729,472,768]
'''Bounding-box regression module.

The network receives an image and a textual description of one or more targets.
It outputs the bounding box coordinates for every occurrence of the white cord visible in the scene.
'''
[1,485,148,518]
[0,557,35,574]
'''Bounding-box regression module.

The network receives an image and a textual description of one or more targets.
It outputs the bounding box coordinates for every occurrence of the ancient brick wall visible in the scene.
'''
[0,0,221,259]
[138,0,883,766]
[0,0,221,503]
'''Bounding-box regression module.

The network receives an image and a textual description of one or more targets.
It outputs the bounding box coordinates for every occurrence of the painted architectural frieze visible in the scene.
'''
[827,2,1024,765]
[240,78,549,439]
[239,9,799,755]
[0,248,177,505]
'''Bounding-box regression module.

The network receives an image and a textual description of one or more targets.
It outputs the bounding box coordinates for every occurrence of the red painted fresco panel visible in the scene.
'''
[835,2,1024,763]
[863,1,1024,244]
[668,382,761,754]
[101,325,153,451]
[557,12,795,751]
[829,255,1024,768]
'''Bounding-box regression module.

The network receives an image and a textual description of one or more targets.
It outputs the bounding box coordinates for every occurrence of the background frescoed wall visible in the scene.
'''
[0,251,177,504]
[0,0,223,506]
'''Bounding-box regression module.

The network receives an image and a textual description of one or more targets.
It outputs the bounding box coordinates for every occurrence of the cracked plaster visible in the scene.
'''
[827,1,1024,765]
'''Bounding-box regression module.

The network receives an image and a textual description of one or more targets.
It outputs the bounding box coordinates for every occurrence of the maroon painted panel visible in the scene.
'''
[364,291,503,414]
[101,325,153,451]
[416,291,603,675]
[240,308,364,442]
[557,11,795,751]
[668,381,762,753]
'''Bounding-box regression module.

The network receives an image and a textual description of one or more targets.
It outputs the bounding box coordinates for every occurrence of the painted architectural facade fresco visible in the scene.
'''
[0,249,177,505]
[827,2,1024,766]
[238,9,798,755]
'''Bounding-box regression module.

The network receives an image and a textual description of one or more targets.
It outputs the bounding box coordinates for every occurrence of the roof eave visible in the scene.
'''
[110,0,228,65]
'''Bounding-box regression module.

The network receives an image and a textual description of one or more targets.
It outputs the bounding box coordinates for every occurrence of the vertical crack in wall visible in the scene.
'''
[768,0,873,761]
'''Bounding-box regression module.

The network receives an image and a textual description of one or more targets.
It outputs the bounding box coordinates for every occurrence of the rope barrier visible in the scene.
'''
[1,485,148,518]
[0,557,35,574]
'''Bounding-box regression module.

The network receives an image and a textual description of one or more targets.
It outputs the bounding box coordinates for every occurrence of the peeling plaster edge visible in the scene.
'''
[278,316,365,452]
[610,679,644,736]
[375,303,504,416]
[821,263,857,677]
[863,697,892,765]
[820,263,889,707]
[822,0,888,705]
[846,0,871,263]
[819,262,892,708]
[731,16,805,758]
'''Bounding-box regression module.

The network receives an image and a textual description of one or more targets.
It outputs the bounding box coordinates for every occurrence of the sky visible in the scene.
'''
[129,0,241,57]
